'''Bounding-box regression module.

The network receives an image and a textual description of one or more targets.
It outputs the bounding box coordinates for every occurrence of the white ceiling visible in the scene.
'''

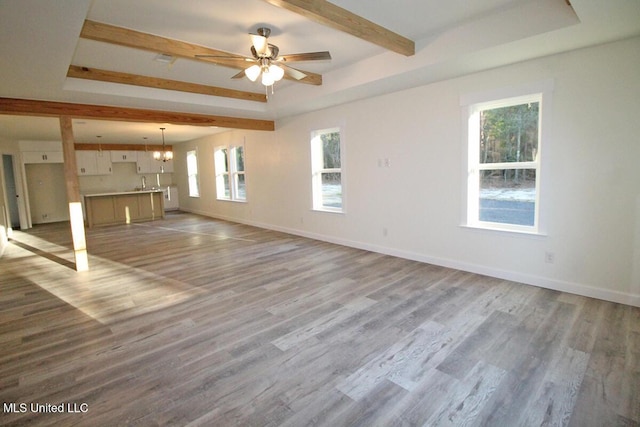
[0,0,639,144]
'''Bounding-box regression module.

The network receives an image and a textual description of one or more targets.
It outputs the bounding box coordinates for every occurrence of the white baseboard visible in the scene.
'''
[177,208,640,307]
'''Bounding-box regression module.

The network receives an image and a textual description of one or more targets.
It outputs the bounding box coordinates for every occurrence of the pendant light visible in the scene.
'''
[153,127,173,162]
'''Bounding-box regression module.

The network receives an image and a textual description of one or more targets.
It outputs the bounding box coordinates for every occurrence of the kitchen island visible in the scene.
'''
[84,190,165,228]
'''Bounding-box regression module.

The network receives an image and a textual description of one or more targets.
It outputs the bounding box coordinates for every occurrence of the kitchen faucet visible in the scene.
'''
[141,176,146,190]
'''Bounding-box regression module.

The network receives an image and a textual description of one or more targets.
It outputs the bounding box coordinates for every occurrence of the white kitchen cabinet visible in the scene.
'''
[135,152,152,173]
[110,150,138,163]
[20,141,63,164]
[95,152,113,174]
[76,151,112,175]
[136,151,174,174]
[22,151,63,163]
[76,151,95,175]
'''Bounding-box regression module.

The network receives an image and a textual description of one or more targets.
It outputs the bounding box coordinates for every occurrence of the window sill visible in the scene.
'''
[312,207,344,215]
[461,223,547,238]
[216,198,247,203]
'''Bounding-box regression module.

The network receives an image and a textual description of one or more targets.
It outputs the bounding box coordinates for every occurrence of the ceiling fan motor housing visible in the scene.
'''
[251,44,279,60]
[256,27,271,38]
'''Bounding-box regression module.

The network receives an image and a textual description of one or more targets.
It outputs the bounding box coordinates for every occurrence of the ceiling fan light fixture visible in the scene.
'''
[239,27,329,91]
[250,33,269,57]
[261,70,275,86]
[269,64,285,82]
[245,65,261,82]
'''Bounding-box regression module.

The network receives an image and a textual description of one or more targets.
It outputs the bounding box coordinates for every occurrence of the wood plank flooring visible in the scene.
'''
[1,212,638,426]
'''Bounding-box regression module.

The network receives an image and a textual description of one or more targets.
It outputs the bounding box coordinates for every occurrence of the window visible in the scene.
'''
[214,144,246,201]
[466,93,542,232]
[311,127,343,212]
[186,150,199,197]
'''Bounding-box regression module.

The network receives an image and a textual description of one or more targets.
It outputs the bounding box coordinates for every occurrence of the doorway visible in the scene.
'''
[2,154,21,229]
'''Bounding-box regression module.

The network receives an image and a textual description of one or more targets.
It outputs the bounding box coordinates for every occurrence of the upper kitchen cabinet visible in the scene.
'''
[136,151,174,174]
[76,151,112,175]
[19,140,63,164]
[110,150,139,163]
[22,151,64,164]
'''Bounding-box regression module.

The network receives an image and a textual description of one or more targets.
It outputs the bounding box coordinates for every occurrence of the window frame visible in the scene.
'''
[310,127,345,213]
[214,143,246,202]
[462,81,553,235]
[186,149,200,198]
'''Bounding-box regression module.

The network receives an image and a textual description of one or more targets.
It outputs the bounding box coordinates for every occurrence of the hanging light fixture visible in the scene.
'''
[153,127,173,162]
[244,58,285,88]
[245,64,261,82]
[195,26,330,95]
[241,28,286,90]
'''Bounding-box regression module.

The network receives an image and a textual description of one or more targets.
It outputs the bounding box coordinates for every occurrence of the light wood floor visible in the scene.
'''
[1,212,638,426]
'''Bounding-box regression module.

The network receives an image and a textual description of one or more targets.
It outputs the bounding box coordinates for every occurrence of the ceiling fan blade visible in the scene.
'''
[279,63,308,80]
[250,34,269,57]
[195,56,255,69]
[231,70,247,79]
[195,55,247,62]
[195,54,232,58]
[278,51,332,62]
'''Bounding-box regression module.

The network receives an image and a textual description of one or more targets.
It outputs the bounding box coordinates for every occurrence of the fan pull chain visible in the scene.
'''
[264,84,275,99]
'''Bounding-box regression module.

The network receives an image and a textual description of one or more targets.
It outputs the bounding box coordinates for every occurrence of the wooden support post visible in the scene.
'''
[59,116,89,272]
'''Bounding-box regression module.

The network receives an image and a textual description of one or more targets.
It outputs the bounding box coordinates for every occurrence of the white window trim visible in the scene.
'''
[461,80,554,235]
[214,143,246,202]
[311,127,345,214]
[186,149,200,198]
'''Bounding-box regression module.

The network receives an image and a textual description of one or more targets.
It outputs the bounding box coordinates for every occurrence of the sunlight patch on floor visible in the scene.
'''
[3,231,206,325]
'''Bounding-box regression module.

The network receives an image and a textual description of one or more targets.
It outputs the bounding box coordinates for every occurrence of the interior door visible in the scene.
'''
[2,154,20,228]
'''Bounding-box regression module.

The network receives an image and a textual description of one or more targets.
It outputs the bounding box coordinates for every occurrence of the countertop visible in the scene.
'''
[83,189,164,198]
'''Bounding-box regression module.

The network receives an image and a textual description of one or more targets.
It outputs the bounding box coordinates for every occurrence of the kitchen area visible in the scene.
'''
[19,140,178,228]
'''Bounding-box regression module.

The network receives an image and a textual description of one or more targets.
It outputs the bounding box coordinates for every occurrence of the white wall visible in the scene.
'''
[176,36,640,306]
[25,163,68,224]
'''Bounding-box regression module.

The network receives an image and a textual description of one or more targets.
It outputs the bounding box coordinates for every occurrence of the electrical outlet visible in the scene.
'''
[378,158,391,168]
[545,251,555,264]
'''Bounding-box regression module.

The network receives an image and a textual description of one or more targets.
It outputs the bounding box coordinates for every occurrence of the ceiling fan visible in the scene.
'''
[198,27,331,88]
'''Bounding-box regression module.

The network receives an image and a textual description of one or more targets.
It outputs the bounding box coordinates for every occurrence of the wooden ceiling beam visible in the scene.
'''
[0,97,275,131]
[80,20,245,63]
[73,143,172,151]
[262,0,415,56]
[80,20,322,86]
[67,65,267,103]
